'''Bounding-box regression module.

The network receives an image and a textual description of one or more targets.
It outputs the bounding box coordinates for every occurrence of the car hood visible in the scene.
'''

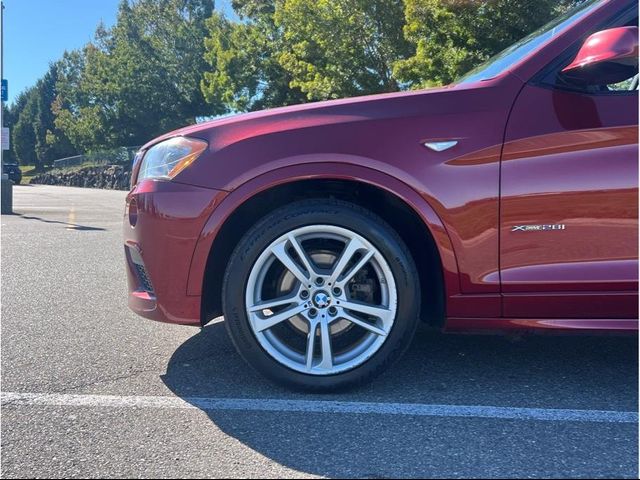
[141,84,464,152]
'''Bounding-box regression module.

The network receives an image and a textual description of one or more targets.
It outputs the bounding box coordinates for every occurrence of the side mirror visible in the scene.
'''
[561,26,638,86]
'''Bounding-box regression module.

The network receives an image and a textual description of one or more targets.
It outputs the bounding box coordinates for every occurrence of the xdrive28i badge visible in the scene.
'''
[511,224,566,232]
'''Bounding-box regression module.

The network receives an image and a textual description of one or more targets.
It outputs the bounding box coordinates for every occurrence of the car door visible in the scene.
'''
[500,14,639,319]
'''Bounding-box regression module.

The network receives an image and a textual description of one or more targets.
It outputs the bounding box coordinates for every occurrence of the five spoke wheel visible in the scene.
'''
[245,225,398,375]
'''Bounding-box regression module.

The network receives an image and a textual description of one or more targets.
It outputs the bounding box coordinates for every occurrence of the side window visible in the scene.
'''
[607,73,638,92]
[538,12,639,95]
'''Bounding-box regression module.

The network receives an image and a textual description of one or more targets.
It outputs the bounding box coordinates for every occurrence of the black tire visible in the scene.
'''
[222,199,420,391]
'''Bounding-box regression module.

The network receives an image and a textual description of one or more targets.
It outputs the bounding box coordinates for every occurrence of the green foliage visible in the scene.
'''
[394,0,577,87]
[201,1,306,112]
[9,0,580,163]
[10,65,75,170]
[275,0,411,100]
[12,91,38,166]
[54,0,214,152]
[34,65,76,163]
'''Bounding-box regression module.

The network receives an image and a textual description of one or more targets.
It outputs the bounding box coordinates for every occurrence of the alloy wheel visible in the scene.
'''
[244,225,398,375]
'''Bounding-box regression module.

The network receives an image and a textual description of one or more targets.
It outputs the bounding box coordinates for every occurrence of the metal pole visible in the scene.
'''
[1,0,4,178]
[1,0,12,215]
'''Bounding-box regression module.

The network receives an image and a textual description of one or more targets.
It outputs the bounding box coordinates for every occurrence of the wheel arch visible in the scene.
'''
[188,164,460,326]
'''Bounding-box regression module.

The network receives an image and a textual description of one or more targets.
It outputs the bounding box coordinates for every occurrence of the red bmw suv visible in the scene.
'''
[125,0,639,390]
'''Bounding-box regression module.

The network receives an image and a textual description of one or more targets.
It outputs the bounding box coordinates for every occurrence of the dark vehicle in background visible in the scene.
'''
[3,163,22,184]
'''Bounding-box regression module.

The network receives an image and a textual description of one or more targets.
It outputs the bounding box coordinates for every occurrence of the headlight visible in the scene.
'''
[137,137,208,182]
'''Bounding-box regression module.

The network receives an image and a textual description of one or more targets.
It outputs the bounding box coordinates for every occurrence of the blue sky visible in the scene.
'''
[3,0,233,105]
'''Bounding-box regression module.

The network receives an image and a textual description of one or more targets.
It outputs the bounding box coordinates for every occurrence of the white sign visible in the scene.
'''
[1,128,9,151]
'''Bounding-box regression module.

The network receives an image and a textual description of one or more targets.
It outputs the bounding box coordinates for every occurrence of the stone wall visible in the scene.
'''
[30,165,132,191]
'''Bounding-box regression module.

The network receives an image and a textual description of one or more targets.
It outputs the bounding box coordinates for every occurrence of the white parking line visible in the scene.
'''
[1,392,637,423]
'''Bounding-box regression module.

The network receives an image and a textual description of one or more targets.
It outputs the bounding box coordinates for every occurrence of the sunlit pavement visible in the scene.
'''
[2,185,637,478]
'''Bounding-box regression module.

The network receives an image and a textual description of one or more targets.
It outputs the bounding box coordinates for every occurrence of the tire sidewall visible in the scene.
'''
[222,199,420,391]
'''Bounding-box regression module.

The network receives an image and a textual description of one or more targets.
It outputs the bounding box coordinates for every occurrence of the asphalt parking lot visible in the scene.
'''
[1,185,638,478]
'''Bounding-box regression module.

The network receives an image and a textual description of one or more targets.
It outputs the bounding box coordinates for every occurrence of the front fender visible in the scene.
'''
[185,161,461,302]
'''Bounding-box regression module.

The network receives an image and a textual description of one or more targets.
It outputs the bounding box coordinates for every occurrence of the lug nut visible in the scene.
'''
[328,306,338,316]
[300,290,310,299]
[332,287,342,296]
[309,308,318,317]
[315,278,325,286]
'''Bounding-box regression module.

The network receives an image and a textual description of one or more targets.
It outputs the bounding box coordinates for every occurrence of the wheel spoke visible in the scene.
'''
[288,234,317,278]
[340,300,394,327]
[340,311,388,337]
[305,321,318,371]
[318,321,333,369]
[251,303,307,332]
[327,237,367,286]
[336,250,375,287]
[271,241,310,285]
[248,293,299,313]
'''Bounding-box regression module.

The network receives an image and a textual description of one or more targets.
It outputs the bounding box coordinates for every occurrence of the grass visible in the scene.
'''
[19,165,37,185]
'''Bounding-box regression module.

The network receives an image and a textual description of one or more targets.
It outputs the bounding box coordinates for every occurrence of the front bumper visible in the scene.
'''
[124,179,227,326]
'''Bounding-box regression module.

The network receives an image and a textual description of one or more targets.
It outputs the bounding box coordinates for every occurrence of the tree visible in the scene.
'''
[16,0,583,162]
[12,89,38,167]
[53,48,110,153]
[6,89,32,166]
[274,0,412,100]
[201,1,306,113]
[33,64,75,164]
[55,0,215,152]
[394,0,578,88]
[10,64,75,170]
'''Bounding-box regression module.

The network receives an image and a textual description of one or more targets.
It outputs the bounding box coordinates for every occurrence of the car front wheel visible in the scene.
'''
[222,199,420,391]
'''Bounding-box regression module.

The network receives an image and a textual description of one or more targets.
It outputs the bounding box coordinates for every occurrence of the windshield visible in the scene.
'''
[457,0,604,84]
